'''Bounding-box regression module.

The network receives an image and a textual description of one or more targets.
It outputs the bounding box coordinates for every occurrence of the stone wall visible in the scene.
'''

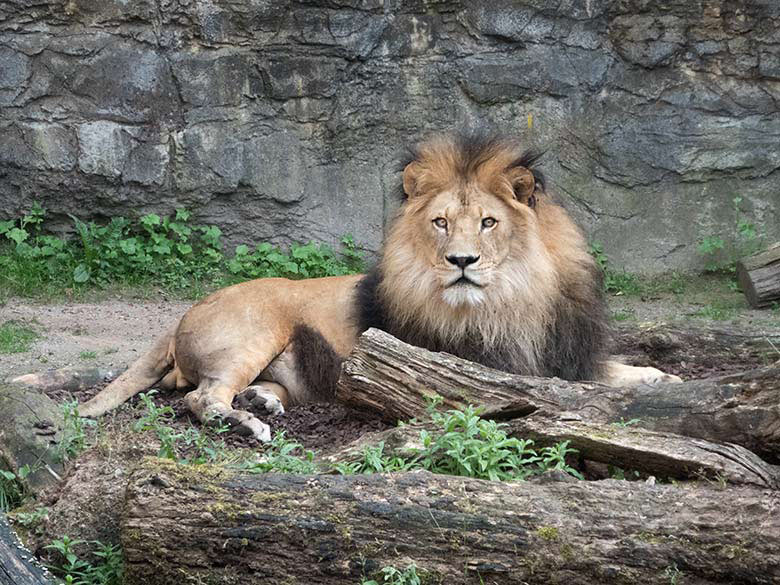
[1,0,778,272]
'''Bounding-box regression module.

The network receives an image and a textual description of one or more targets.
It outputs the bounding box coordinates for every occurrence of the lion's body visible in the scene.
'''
[79,130,679,439]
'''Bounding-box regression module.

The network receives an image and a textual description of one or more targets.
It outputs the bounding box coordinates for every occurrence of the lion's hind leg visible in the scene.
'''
[603,360,682,386]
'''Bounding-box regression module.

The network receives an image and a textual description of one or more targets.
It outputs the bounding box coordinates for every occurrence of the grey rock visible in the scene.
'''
[0,0,778,273]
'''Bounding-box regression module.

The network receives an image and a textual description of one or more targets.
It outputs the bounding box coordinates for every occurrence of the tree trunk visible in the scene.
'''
[736,241,780,308]
[121,460,780,585]
[336,329,780,461]
[0,513,56,585]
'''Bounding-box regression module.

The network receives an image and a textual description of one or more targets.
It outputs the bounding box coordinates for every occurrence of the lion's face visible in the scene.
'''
[380,134,549,316]
[411,185,529,307]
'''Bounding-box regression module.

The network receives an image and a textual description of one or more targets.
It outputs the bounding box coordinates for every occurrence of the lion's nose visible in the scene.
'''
[446,255,480,269]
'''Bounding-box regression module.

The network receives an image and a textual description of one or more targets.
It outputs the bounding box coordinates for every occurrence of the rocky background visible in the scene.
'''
[0,0,778,272]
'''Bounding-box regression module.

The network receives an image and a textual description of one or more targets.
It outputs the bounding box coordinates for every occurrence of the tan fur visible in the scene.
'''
[79,132,680,440]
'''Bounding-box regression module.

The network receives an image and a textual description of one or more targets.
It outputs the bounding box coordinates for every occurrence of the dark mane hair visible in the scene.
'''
[396,128,546,198]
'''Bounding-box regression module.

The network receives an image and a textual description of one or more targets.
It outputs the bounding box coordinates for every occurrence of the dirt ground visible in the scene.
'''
[3,284,778,454]
[2,280,777,385]
[3,283,779,569]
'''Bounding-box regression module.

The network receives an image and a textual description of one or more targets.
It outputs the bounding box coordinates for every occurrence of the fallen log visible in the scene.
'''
[336,329,780,461]
[0,513,57,585]
[121,460,780,585]
[324,414,780,489]
[736,241,780,308]
[613,321,780,371]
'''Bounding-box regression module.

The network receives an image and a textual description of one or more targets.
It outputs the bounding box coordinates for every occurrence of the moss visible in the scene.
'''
[535,525,560,542]
[250,490,291,506]
[207,501,243,521]
[143,457,235,485]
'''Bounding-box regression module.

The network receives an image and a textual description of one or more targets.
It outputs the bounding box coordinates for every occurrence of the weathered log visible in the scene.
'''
[0,513,57,585]
[737,241,780,308]
[121,459,780,585]
[336,329,780,461]
[9,366,125,393]
[0,383,64,493]
[507,416,780,488]
[613,321,780,370]
[324,415,780,489]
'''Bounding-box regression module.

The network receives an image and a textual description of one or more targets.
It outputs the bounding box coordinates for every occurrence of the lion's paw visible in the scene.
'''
[639,367,683,385]
[238,385,286,416]
[222,409,272,442]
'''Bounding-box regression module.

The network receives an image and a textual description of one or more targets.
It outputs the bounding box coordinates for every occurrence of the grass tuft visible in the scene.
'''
[0,321,39,353]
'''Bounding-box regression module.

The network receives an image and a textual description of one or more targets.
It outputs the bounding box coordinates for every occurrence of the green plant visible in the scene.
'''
[0,465,31,511]
[664,562,683,585]
[0,321,39,353]
[59,400,95,462]
[698,195,764,275]
[46,536,123,585]
[691,300,740,321]
[417,406,543,481]
[336,403,583,482]
[237,431,319,474]
[589,242,641,296]
[362,564,422,585]
[612,309,635,322]
[132,390,229,463]
[0,204,365,298]
[331,442,417,475]
[79,350,98,360]
[611,417,641,428]
[609,466,641,481]
[11,506,50,530]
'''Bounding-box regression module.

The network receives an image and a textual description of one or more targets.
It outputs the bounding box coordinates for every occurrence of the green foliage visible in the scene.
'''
[237,431,319,474]
[0,203,365,298]
[0,465,31,511]
[46,536,123,585]
[664,563,683,585]
[335,402,583,482]
[133,391,229,464]
[589,242,641,296]
[79,350,98,360]
[330,442,417,475]
[10,506,50,531]
[611,417,641,428]
[362,564,422,585]
[691,299,741,321]
[58,400,95,462]
[0,321,39,353]
[698,196,764,275]
[611,309,635,322]
[417,406,543,481]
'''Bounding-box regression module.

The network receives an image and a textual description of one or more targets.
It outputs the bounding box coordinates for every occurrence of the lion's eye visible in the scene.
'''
[433,217,448,230]
[481,217,497,229]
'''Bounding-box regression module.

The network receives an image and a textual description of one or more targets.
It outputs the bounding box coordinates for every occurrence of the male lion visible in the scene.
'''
[79,130,680,440]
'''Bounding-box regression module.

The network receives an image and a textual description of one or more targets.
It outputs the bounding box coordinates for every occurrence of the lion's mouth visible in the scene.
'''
[449,275,483,288]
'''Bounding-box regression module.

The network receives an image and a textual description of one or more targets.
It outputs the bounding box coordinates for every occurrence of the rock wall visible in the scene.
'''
[1,0,778,272]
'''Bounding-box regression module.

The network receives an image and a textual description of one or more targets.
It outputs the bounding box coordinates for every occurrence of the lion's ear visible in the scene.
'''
[507,167,537,208]
[402,161,423,199]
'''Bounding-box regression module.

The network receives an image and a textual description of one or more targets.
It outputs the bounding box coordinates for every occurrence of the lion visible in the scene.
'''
[78,130,680,440]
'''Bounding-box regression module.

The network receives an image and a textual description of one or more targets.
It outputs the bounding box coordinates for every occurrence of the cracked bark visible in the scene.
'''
[120,461,780,585]
[337,328,780,462]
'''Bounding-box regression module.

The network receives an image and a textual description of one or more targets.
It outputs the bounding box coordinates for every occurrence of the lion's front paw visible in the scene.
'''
[238,385,286,416]
[640,367,683,385]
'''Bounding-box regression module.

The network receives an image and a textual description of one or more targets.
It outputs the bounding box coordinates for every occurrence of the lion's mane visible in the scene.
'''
[356,130,609,381]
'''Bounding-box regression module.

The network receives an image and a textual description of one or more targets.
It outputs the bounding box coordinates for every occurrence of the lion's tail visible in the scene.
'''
[78,322,177,418]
